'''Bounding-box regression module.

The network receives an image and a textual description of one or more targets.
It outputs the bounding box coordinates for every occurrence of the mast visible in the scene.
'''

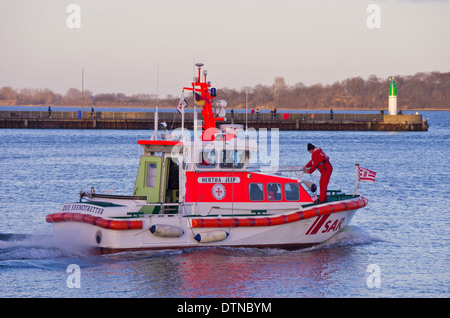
[184,63,223,141]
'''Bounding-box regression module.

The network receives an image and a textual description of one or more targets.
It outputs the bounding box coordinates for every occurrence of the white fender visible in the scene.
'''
[194,230,229,243]
[149,224,184,237]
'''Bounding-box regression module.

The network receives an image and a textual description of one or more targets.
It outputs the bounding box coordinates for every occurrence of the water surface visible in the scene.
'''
[0,111,448,298]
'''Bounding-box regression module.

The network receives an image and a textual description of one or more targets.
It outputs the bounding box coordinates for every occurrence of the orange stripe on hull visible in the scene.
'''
[46,213,142,230]
[191,197,368,228]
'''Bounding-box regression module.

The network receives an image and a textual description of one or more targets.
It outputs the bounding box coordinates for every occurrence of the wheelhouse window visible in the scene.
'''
[196,149,217,168]
[267,183,282,201]
[146,163,158,187]
[285,183,300,201]
[220,150,245,169]
[249,183,264,201]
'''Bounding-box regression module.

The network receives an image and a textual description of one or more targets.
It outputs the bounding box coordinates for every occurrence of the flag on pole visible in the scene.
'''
[194,92,205,105]
[358,166,377,183]
[177,92,188,113]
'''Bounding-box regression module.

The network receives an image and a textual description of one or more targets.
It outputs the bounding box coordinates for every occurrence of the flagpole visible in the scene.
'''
[245,88,248,137]
[181,90,184,140]
[355,163,360,196]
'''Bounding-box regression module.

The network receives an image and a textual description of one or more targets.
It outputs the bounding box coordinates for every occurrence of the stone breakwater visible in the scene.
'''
[0,111,428,131]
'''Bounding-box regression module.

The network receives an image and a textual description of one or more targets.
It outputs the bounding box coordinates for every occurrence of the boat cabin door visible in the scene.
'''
[133,155,179,213]
[134,156,163,203]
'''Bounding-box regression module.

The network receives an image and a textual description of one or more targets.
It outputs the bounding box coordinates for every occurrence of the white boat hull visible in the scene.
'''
[47,197,366,253]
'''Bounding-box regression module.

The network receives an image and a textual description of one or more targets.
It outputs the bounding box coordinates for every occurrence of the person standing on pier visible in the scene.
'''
[271,107,277,119]
[303,143,333,204]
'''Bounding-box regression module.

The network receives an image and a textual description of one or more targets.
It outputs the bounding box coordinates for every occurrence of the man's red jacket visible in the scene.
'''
[306,148,332,174]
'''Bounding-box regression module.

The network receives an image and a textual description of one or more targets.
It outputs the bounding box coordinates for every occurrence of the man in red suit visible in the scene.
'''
[303,143,333,204]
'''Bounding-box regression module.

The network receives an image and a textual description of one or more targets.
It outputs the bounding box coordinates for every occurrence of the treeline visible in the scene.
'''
[0,86,162,107]
[1,71,448,110]
[221,71,449,110]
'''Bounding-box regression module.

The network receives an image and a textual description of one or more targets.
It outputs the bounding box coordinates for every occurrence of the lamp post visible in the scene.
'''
[81,69,85,116]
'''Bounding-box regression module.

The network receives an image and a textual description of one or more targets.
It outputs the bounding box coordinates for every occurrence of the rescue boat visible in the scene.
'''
[46,63,369,252]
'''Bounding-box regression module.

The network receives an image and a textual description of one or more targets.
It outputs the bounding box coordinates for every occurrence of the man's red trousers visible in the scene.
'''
[318,161,333,202]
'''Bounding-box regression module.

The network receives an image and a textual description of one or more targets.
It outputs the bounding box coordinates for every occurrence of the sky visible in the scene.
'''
[0,0,449,98]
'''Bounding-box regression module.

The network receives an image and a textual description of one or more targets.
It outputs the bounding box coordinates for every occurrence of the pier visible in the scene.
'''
[0,110,429,131]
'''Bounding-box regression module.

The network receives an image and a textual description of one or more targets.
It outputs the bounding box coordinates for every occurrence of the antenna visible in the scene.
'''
[157,64,159,104]
[153,64,159,140]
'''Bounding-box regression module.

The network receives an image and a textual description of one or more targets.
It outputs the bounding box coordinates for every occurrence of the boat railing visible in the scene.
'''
[85,192,147,201]
[139,202,194,216]
[247,165,306,179]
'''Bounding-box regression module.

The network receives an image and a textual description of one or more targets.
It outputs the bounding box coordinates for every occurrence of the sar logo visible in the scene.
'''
[212,184,226,200]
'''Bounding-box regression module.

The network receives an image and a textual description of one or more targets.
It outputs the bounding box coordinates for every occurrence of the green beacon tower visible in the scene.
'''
[388,77,397,115]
